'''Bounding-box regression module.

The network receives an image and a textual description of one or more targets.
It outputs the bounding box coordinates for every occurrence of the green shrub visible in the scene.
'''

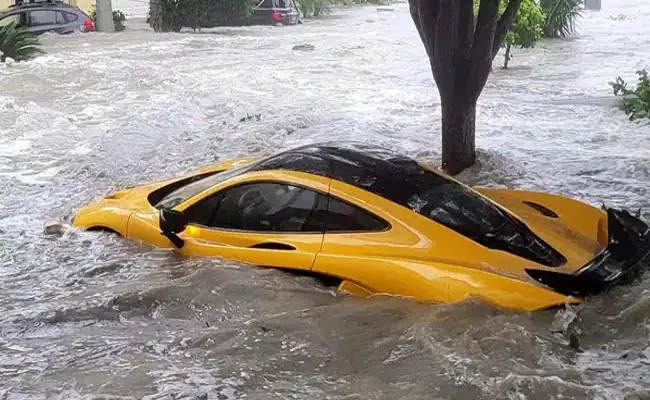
[0,21,44,63]
[472,0,545,69]
[89,7,127,31]
[609,70,650,121]
[540,0,583,38]
[148,0,252,32]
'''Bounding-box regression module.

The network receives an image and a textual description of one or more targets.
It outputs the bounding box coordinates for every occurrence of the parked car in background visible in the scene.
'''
[250,0,300,25]
[0,0,95,35]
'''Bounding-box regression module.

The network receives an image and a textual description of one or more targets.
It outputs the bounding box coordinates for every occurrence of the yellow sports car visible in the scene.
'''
[72,142,650,311]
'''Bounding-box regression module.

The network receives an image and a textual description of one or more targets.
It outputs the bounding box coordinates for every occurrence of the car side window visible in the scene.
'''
[29,10,57,26]
[325,196,389,232]
[56,11,76,24]
[186,182,324,233]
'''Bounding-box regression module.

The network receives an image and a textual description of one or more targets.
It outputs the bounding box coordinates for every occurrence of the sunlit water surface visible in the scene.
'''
[1,1,649,399]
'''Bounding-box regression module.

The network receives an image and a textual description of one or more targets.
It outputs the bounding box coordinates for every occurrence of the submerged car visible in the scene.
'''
[0,0,95,35]
[250,0,300,25]
[72,143,650,311]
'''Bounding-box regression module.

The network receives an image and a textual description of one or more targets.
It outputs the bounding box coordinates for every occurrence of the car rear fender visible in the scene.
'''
[474,187,608,247]
[313,254,576,311]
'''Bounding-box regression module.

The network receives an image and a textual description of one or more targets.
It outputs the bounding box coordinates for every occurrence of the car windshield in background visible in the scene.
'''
[156,164,252,209]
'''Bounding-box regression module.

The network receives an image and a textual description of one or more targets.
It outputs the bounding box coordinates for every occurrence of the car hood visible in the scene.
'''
[87,156,259,212]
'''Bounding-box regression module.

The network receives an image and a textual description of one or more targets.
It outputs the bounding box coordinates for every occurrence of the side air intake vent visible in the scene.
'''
[523,201,559,218]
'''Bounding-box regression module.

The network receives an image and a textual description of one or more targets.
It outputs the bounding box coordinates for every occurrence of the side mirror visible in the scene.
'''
[159,208,188,248]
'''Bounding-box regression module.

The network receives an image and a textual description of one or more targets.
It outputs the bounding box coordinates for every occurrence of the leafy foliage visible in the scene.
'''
[90,7,127,32]
[473,0,544,68]
[506,0,544,48]
[296,0,387,18]
[296,0,331,18]
[609,70,650,121]
[0,21,44,63]
[149,0,251,31]
[540,0,583,38]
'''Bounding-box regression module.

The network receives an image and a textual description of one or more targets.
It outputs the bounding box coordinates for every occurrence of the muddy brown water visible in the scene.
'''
[1,1,650,399]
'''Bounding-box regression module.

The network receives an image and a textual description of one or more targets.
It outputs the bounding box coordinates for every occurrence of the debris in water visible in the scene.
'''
[239,113,261,122]
[550,306,579,333]
[567,323,583,352]
[292,43,315,51]
[82,262,122,277]
[43,220,65,236]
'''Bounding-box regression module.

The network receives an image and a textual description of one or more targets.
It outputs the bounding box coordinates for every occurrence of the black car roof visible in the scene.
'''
[249,141,451,206]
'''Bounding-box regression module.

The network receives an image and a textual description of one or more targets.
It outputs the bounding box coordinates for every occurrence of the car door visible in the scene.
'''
[311,181,443,299]
[54,9,79,34]
[177,181,328,271]
[27,9,59,35]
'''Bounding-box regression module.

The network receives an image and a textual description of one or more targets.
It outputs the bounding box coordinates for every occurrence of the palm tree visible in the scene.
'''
[540,0,584,38]
[0,22,44,63]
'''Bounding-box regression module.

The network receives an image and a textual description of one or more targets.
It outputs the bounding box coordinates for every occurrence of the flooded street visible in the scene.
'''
[1,0,650,398]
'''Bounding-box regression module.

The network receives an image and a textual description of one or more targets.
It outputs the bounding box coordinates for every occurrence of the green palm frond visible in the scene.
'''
[540,0,584,38]
[0,21,44,63]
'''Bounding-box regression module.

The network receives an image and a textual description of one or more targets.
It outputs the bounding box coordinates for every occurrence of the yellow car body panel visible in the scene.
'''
[71,144,649,312]
[73,156,259,235]
[475,187,609,248]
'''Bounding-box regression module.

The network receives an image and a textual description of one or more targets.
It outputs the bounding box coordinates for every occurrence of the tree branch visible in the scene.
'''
[431,0,458,97]
[491,0,523,61]
[471,0,500,67]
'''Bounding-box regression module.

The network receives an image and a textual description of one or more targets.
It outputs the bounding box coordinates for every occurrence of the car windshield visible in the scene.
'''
[406,176,508,236]
[372,162,509,238]
[156,164,252,209]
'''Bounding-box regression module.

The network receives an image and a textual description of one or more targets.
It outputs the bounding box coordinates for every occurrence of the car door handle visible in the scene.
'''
[249,242,296,250]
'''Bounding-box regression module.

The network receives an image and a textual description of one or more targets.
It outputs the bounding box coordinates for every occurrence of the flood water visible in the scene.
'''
[1,1,650,399]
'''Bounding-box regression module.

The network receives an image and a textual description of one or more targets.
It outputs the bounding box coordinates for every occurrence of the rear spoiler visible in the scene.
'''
[525,208,650,298]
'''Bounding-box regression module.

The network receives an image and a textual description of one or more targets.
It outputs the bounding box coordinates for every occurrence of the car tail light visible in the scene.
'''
[83,18,95,31]
[272,11,281,21]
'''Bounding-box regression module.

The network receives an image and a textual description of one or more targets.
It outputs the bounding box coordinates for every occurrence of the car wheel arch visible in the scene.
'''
[86,225,122,236]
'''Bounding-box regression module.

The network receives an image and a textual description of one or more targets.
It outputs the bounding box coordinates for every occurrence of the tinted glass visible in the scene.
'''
[184,192,224,228]
[326,196,388,232]
[58,11,77,23]
[29,10,56,25]
[156,165,250,209]
[253,142,565,266]
[250,152,330,177]
[189,182,323,232]
[260,0,273,7]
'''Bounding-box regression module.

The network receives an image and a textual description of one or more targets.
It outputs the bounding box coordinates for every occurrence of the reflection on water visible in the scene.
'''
[1,1,649,398]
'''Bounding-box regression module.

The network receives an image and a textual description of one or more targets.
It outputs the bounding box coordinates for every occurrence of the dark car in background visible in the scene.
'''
[0,0,95,35]
[250,0,300,25]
